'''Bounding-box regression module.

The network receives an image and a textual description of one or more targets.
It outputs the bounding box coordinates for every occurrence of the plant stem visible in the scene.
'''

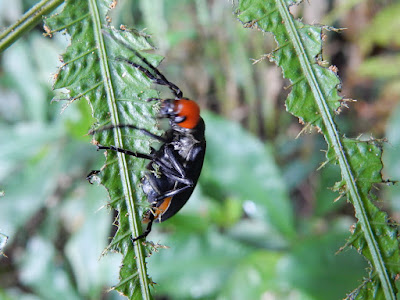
[0,0,64,53]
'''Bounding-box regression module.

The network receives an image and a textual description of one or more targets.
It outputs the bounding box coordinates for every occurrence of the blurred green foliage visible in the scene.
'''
[1,0,399,299]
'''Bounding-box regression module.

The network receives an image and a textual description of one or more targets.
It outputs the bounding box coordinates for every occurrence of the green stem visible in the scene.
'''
[276,0,395,299]
[0,0,64,53]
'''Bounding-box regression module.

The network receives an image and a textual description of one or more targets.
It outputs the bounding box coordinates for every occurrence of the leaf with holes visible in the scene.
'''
[236,0,400,299]
[45,0,163,299]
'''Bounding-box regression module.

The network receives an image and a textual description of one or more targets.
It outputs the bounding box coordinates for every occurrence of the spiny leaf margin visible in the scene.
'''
[236,0,400,299]
[45,0,163,299]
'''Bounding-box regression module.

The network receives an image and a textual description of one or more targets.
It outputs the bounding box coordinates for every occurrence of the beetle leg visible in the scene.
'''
[152,160,193,186]
[97,145,155,160]
[102,30,183,98]
[96,144,182,177]
[96,144,174,174]
[154,185,192,202]
[144,173,192,202]
[97,145,191,184]
[164,146,186,177]
[115,57,183,99]
[146,97,163,102]
[131,213,154,243]
[89,124,167,143]
[86,170,100,184]
[131,186,192,242]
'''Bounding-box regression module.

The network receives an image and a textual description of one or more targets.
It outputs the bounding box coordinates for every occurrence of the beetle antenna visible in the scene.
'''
[102,29,183,98]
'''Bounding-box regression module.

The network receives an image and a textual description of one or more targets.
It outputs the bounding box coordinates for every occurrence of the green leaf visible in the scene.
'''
[219,228,367,300]
[202,112,295,240]
[0,232,8,256]
[218,251,284,300]
[357,55,400,79]
[19,236,81,300]
[358,2,400,55]
[282,231,368,300]
[147,230,253,299]
[236,0,400,299]
[384,103,400,212]
[45,0,162,298]
[63,185,121,299]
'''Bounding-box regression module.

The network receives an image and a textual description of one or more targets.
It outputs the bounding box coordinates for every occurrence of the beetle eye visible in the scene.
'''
[174,115,186,124]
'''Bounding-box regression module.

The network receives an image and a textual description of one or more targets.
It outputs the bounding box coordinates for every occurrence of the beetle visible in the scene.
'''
[87,47,206,242]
